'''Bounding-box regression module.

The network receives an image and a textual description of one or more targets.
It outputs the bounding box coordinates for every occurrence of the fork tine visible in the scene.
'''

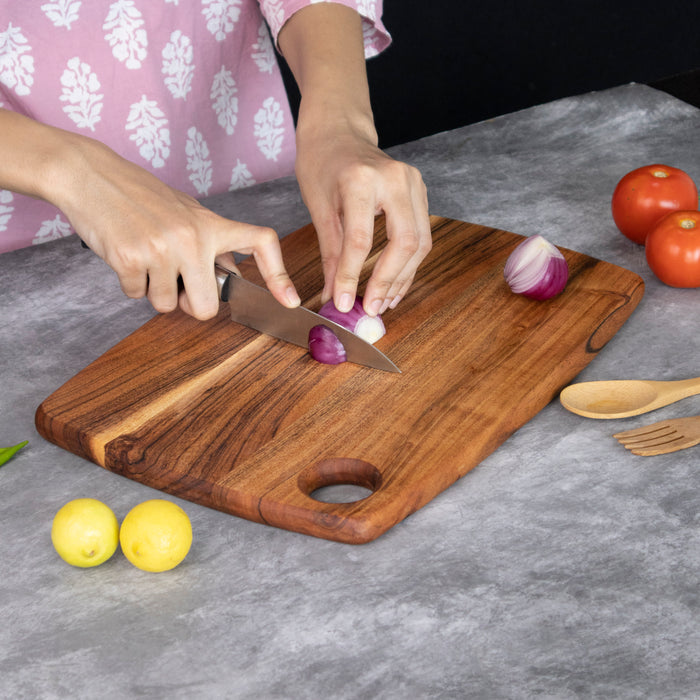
[613,425,676,444]
[613,425,673,440]
[622,436,695,456]
[612,415,700,456]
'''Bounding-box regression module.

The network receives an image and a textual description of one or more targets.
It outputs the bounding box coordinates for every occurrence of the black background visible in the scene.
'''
[280,1,700,148]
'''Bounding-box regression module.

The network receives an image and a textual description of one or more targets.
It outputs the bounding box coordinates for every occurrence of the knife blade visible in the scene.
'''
[215,264,400,373]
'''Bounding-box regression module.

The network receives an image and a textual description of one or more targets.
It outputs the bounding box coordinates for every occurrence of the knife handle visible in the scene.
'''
[214,263,240,303]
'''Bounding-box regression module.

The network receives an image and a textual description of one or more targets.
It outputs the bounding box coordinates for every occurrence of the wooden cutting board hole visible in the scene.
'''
[298,458,382,504]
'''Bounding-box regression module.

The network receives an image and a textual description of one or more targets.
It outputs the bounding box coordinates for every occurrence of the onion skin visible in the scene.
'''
[308,295,387,365]
[308,325,347,364]
[317,296,386,344]
[504,235,569,300]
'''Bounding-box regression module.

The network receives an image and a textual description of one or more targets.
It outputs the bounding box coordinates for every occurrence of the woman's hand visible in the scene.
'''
[61,137,300,319]
[295,115,430,316]
[0,110,300,320]
[278,3,431,317]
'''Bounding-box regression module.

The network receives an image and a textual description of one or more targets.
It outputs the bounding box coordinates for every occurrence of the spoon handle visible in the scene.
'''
[649,376,700,404]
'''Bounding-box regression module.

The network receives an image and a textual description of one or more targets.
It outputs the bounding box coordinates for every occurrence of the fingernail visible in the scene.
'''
[377,299,389,316]
[338,293,353,313]
[368,298,383,316]
[388,295,402,309]
[286,287,301,307]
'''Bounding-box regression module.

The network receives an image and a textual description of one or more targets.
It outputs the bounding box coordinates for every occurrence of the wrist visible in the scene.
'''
[296,96,378,148]
[39,129,113,217]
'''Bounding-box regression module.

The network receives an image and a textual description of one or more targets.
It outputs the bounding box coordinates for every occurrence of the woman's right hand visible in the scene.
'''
[0,110,299,319]
[61,136,300,319]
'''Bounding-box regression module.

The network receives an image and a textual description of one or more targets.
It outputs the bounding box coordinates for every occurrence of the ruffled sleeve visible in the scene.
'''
[258,0,392,57]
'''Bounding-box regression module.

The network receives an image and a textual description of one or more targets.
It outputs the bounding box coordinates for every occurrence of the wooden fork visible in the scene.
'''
[613,415,700,456]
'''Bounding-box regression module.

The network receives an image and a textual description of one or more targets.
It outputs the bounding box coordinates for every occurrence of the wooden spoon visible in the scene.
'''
[559,376,700,419]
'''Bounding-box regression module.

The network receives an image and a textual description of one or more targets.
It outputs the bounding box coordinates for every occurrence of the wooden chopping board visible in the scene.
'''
[36,216,644,544]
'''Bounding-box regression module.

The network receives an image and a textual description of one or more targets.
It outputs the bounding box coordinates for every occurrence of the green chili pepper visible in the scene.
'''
[0,441,28,467]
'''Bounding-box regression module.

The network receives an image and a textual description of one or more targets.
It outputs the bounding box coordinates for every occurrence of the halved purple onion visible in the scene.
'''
[308,325,347,364]
[308,295,387,365]
[317,296,386,344]
[504,235,569,300]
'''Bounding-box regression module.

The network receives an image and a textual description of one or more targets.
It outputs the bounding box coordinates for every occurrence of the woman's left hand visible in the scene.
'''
[295,117,431,316]
[278,3,431,317]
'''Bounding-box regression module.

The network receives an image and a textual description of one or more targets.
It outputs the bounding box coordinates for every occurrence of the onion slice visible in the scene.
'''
[308,296,386,365]
[504,235,569,300]
[308,325,347,364]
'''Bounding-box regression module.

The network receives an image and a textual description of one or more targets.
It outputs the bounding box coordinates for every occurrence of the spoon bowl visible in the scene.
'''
[560,375,700,419]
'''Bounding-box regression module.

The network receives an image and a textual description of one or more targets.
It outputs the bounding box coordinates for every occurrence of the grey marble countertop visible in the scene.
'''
[2,84,700,699]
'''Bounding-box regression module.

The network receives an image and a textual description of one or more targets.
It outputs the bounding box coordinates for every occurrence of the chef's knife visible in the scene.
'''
[215,264,400,373]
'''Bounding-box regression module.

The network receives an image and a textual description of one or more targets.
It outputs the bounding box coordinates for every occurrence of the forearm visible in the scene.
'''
[277,3,377,144]
[0,108,79,204]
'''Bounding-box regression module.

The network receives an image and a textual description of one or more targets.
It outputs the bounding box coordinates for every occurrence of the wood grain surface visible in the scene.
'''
[36,217,644,543]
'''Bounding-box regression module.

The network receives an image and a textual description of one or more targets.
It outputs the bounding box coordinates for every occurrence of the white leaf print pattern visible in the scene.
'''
[257,0,285,37]
[229,159,255,191]
[60,57,103,131]
[202,0,242,42]
[356,0,377,22]
[0,23,35,96]
[32,215,73,245]
[210,66,237,135]
[251,22,275,75]
[362,22,380,57]
[0,190,14,232]
[162,31,194,100]
[41,0,82,30]
[126,95,170,168]
[103,0,147,70]
[185,127,212,196]
[254,97,284,161]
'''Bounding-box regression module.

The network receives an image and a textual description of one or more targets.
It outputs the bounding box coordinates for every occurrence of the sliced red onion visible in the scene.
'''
[318,296,386,343]
[503,235,569,300]
[308,325,347,364]
[308,296,386,365]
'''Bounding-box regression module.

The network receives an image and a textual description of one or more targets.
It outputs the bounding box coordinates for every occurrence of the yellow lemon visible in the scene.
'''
[51,498,120,568]
[119,499,192,572]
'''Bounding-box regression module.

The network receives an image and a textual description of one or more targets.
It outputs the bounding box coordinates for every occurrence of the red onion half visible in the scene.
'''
[308,325,347,364]
[308,296,386,365]
[503,235,569,300]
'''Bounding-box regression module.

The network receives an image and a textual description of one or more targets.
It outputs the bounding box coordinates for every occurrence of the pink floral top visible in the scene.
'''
[0,0,390,253]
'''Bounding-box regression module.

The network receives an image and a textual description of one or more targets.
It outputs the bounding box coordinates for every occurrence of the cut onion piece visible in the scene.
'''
[308,325,347,364]
[504,235,569,300]
[308,296,387,365]
[318,296,386,344]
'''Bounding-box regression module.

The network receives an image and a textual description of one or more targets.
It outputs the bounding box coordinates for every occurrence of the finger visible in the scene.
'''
[146,265,181,314]
[233,225,300,308]
[366,173,431,314]
[307,205,343,304]
[363,213,419,315]
[333,193,376,313]
[118,270,149,300]
[105,244,151,300]
[178,261,220,320]
[381,273,416,314]
[214,252,241,277]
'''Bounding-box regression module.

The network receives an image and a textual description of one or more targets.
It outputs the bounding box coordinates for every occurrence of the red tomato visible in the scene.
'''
[645,211,700,288]
[611,164,698,244]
